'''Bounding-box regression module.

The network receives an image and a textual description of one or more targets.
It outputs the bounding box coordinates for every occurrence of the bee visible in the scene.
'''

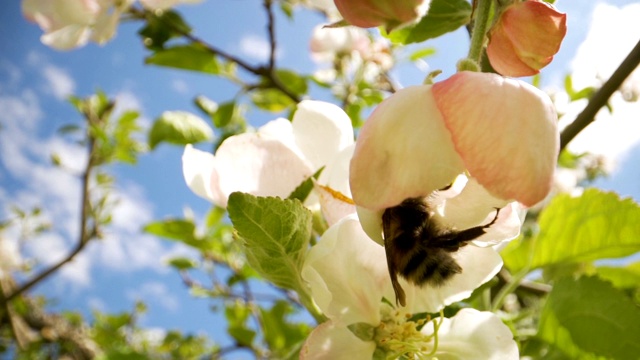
[382,197,500,307]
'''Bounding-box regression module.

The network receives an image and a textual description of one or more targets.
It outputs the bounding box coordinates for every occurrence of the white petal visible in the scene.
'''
[315,184,356,227]
[293,100,354,170]
[300,321,376,360]
[405,246,503,313]
[215,133,314,202]
[317,143,354,197]
[355,206,385,246]
[41,24,90,50]
[422,309,519,359]
[302,215,388,325]
[182,145,225,206]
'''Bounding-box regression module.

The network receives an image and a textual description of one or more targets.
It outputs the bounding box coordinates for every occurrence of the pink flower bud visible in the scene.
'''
[487,0,567,77]
[333,0,430,32]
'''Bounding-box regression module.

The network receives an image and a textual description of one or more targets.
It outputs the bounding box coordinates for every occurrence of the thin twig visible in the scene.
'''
[130,6,301,103]
[560,38,640,151]
[264,0,277,71]
[3,135,98,303]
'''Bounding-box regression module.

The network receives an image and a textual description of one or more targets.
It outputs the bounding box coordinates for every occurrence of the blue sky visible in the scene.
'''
[1,0,640,353]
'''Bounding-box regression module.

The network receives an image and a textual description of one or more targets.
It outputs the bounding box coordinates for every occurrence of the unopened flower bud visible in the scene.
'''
[487,0,567,77]
[333,0,430,32]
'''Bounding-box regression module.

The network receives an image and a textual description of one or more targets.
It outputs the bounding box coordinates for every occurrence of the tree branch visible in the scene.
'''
[264,0,277,71]
[560,38,640,151]
[3,127,98,303]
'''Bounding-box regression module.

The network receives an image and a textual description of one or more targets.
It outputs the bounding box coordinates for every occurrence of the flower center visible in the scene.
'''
[372,304,439,359]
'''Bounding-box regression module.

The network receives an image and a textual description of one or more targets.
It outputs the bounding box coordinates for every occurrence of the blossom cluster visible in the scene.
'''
[22,0,201,50]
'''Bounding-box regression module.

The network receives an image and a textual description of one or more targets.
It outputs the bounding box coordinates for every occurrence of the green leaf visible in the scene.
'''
[145,44,221,74]
[251,88,295,112]
[384,0,471,44]
[213,101,237,128]
[260,300,310,357]
[225,301,256,347]
[502,189,640,272]
[144,218,213,251]
[287,167,324,203]
[194,95,218,117]
[148,111,213,149]
[539,276,640,359]
[166,257,198,270]
[408,47,436,61]
[227,192,312,291]
[596,261,640,290]
[138,10,191,50]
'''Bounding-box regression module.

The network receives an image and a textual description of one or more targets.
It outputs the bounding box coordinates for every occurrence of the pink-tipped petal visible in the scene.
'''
[292,100,354,170]
[350,85,465,211]
[432,72,559,207]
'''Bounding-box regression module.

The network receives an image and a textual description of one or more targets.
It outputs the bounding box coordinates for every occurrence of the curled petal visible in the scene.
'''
[350,85,465,211]
[318,144,354,197]
[403,246,503,313]
[182,145,225,205]
[334,0,430,31]
[214,133,313,205]
[432,72,559,207]
[293,100,354,170]
[422,309,519,359]
[355,206,385,246]
[302,215,388,326]
[300,320,375,360]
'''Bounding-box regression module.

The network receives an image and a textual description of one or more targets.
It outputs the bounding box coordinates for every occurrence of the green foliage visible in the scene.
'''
[384,0,472,44]
[502,189,640,273]
[148,111,213,149]
[138,10,192,50]
[166,257,199,270]
[538,276,640,360]
[251,70,308,112]
[260,300,311,359]
[227,192,312,292]
[144,218,213,251]
[225,301,257,347]
[145,44,222,74]
[288,167,324,203]
[408,47,437,61]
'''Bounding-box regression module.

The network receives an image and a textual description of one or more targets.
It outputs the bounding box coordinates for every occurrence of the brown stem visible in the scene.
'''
[3,132,98,303]
[264,0,277,71]
[131,6,300,103]
[560,38,640,151]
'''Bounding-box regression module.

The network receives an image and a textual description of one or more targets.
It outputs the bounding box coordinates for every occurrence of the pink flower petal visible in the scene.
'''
[300,320,375,360]
[350,85,465,211]
[432,72,559,207]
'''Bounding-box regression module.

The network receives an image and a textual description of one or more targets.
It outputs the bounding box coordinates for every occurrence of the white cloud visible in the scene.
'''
[171,79,189,94]
[238,34,275,61]
[127,281,179,311]
[41,65,76,100]
[560,2,640,172]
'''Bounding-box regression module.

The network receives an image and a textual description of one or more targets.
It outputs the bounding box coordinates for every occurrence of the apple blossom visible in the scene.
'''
[487,0,567,77]
[22,0,203,50]
[22,0,133,50]
[182,100,354,208]
[300,214,519,359]
[350,71,559,211]
[333,0,430,32]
